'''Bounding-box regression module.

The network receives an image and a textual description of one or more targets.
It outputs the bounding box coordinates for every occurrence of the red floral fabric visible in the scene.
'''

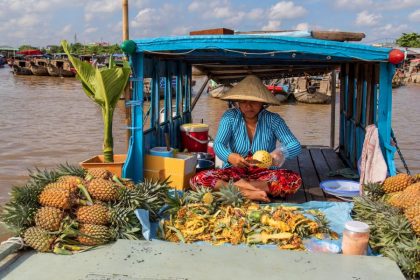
[190,167,302,197]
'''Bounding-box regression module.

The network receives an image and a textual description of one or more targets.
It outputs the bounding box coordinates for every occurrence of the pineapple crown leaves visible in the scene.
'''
[56,163,87,178]
[27,167,61,187]
[382,238,420,279]
[185,186,213,203]
[214,183,244,207]
[163,190,187,217]
[361,182,385,201]
[0,202,37,235]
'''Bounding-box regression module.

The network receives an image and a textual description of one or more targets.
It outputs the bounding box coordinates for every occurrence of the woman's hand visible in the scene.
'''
[234,179,270,202]
[270,148,286,167]
[228,153,250,168]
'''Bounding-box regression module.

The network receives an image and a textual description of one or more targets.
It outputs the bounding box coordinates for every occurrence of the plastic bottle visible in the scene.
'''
[341,221,370,255]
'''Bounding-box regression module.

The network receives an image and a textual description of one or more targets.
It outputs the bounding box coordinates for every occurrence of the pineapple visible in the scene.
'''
[77,224,112,245]
[85,168,112,180]
[411,173,420,183]
[109,207,142,239]
[405,203,420,235]
[43,181,79,194]
[39,188,74,209]
[87,179,119,202]
[76,204,110,225]
[117,178,169,220]
[187,186,214,205]
[382,173,412,193]
[362,182,385,201]
[252,150,272,168]
[35,207,64,231]
[215,183,245,207]
[23,226,55,252]
[57,175,83,187]
[393,183,420,209]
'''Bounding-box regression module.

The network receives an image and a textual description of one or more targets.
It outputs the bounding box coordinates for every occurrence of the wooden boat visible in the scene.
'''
[0,30,408,279]
[29,59,49,76]
[12,60,32,75]
[293,77,331,104]
[47,59,75,77]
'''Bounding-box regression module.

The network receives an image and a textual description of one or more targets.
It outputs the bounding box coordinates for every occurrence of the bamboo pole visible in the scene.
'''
[330,69,336,148]
[122,0,131,146]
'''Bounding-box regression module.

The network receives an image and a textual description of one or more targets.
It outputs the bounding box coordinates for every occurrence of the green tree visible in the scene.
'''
[396,33,420,48]
[18,45,39,51]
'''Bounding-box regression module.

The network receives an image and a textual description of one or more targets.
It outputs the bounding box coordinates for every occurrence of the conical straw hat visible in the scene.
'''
[220,75,281,106]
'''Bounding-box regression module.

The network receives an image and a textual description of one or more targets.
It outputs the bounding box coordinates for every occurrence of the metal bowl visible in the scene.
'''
[196,159,215,172]
[195,152,214,161]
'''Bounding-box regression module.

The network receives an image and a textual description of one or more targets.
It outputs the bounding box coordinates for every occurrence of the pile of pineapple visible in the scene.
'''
[1,164,169,254]
[162,184,338,250]
[354,173,420,279]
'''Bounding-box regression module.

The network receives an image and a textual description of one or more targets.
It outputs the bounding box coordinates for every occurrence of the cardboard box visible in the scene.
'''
[144,153,197,190]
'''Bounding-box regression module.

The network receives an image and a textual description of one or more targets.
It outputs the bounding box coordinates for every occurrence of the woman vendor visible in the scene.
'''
[190,75,302,202]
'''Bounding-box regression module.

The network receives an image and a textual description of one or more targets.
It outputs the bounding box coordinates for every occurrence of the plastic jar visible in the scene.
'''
[341,221,370,255]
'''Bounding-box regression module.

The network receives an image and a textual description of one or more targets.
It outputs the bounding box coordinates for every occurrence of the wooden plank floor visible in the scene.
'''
[278,146,357,203]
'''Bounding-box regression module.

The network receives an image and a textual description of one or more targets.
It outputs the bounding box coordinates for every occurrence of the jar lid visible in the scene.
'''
[345,221,370,233]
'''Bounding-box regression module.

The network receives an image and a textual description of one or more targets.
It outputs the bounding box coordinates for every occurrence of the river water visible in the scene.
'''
[0,67,419,206]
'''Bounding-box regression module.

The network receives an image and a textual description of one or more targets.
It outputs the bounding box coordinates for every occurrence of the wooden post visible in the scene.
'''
[122,0,129,41]
[330,69,336,148]
[122,0,131,147]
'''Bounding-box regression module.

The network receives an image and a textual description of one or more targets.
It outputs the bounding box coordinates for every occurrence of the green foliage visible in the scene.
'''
[61,40,131,162]
[18,45,39,51]
[396,33,420,48]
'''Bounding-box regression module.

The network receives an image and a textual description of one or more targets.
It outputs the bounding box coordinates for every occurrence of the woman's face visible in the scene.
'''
[238,100,264,119]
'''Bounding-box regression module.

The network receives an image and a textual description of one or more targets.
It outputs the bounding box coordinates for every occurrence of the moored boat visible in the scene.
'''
[12,60,32,75]
[29,59,49,76]
[47,59,75,77]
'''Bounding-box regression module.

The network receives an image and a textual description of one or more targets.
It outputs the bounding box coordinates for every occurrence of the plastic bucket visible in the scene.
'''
[180,123,209,152]
[149,147,174,158]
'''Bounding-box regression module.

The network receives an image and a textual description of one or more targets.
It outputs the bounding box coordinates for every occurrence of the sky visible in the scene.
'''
[0,0,419,48]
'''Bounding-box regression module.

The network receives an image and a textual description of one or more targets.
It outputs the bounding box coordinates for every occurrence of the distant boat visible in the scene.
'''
[266,84,290,102]
[47,59,75,77]
[12,60,32,75]
[293,77,331,104]
[30,59,49,76]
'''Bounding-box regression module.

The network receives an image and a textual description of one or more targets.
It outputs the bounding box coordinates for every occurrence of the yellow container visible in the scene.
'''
[144,153,197,190]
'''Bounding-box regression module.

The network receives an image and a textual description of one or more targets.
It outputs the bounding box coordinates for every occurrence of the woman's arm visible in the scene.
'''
[272,114,301,159]
[213,110,234,163]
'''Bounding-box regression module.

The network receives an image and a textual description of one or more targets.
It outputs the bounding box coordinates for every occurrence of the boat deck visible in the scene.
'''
[281,146,355,203]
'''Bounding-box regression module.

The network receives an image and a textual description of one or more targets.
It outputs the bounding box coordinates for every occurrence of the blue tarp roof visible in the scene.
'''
[133,35,391,62]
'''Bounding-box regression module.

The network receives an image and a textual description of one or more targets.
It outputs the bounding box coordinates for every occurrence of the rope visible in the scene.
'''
[391,129,410,175]
[0,237,25,249]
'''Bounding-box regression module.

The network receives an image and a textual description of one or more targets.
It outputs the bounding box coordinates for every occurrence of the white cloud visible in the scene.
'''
[248,8,264,20]
[335,0,373,8]
[295,22,309,31]
[61,24,72,34]
[269,1,306,19]
[131,8,157,28]
[408,9,420,22]
[355,10,382,26]
[262,20,281,31]
[85,0,119,13]
[188,1,202,12]
[213,7,232,18]
[85,13,93,22]
[382,0,419,10]
[373,23,410,37]
[84,27,98,34]
[171,26,190,36]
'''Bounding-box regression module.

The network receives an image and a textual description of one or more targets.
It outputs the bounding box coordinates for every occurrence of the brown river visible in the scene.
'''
[0,67,419,205]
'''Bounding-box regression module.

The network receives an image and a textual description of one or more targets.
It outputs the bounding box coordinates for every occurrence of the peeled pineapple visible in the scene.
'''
[382,173,412,193]
[252,150,272,169]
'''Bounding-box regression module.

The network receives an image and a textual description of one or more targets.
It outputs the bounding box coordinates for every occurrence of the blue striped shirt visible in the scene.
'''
[214,108,301,167]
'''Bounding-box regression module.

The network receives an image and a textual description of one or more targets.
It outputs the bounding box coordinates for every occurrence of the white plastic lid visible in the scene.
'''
[345,221,370,233]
